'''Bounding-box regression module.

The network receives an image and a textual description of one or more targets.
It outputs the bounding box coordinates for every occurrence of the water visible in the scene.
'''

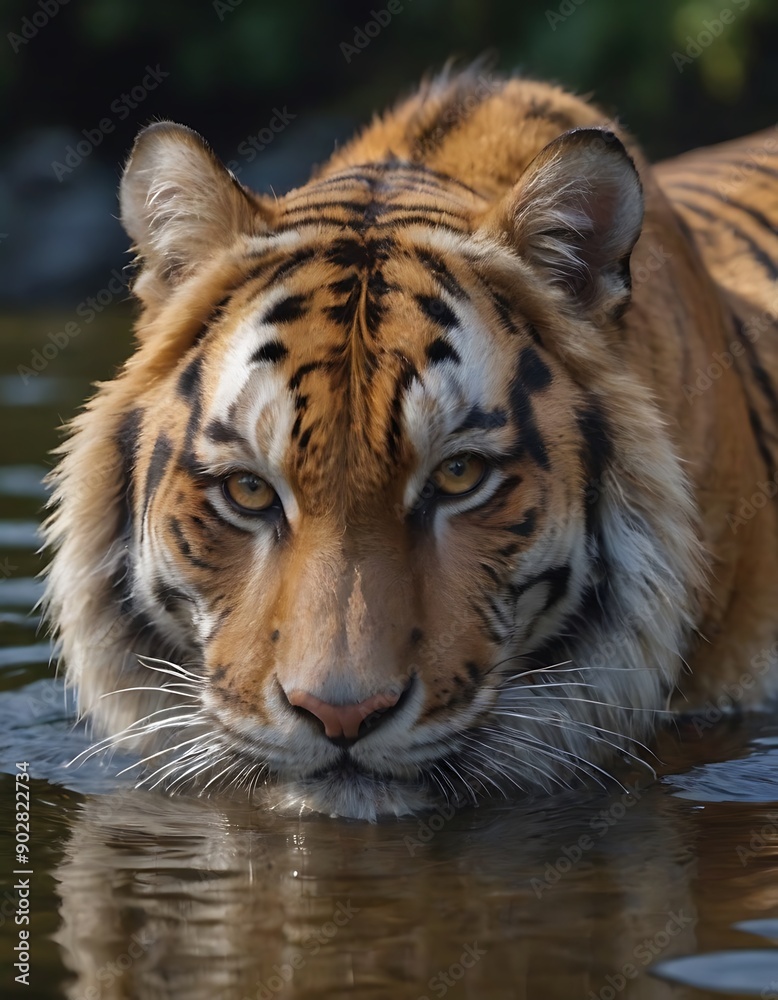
[3,311,778,999]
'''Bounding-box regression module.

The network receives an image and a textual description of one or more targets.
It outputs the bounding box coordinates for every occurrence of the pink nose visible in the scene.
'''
[286,688,403,740]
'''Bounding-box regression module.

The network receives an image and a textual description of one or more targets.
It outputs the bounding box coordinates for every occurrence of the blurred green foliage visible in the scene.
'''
[2,0,777,162]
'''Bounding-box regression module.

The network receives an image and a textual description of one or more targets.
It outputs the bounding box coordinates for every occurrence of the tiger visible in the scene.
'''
[44,68,778,820]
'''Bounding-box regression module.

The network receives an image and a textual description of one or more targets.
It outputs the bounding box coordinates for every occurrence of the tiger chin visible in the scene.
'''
[45,69,778,821]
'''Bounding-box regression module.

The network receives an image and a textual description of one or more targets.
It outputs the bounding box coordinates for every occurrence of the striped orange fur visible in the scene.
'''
[45,69,778,818]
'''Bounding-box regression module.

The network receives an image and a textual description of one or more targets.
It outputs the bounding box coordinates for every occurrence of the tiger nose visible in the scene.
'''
[285,686,405,746]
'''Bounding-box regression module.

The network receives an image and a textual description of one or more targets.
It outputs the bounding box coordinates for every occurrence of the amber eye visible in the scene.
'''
[431,453,487,496]
[223,471,276,513]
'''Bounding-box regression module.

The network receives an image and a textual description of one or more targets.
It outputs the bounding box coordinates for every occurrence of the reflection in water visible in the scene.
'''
[52,782,705,1000]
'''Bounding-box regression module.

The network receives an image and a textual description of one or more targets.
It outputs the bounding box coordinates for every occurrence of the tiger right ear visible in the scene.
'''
[482,127,644,321]
[120,122,270,304]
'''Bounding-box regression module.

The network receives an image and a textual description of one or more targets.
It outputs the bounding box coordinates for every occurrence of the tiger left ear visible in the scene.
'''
[120,121,271,304]
[483,127,644,319]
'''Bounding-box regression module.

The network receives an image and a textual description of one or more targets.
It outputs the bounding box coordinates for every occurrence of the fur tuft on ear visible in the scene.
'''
[120,122,268,303]
[484,127,644,319]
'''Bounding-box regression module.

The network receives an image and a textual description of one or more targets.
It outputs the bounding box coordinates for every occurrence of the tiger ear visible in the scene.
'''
[120,122,269,301]
[483,127,644,319]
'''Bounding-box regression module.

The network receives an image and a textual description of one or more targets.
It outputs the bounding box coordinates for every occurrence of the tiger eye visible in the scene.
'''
[431,454,487,496]
[223,472,276,512]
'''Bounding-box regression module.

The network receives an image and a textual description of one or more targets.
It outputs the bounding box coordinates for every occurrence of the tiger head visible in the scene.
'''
[46,89,704,819]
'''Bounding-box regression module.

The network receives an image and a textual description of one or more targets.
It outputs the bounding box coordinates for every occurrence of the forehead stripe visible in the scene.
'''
[414,248,468,300]
[426,337,461,365]
[262,294,309,325]
[415,294,458,329]
[144,433,174,510]
[518,346,552,393]
[251,340,289,365]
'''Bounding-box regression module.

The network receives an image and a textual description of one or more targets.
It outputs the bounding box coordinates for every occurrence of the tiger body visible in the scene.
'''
[45,71,778,819]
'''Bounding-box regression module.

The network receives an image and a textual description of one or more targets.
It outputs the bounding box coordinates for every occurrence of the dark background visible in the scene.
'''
[2,0,776,306]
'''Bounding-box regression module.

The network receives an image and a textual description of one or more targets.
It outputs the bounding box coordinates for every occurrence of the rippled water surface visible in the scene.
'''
[3,311,778,999]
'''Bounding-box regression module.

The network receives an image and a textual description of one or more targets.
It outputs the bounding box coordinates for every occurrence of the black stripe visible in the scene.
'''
[478,282,519,336]
[152,583,193,614]
[378,159,485,197]
[410,82,491,158]
[366,269,391,331]
[415,248,468,299]
[732,312,778,414]
[510,564,571,616]
[507,508,537,536]
[263,295,308,325]
[375,214,468,231]
[746,404,777,482]
[416,294,458,329]
[509,379,549,469]
[469,600,506,645]
[426,337,461,364]
[204,419,249,448]
[177,354,203,401]
[707,156,778,182]
[272,214,467,235]
[178,356,204,454]
[525,97,575,131]
[454,406,508,432]
[386,358,419,459]
[371,202,470,221]
[325,276,361,326]
[281,199,469,223]
[281,199,369,216]
[678,200,778,280]
[289,360,332,391]
[239,249,318,311]
[324,237,380,269]
[518,346,552,392]
[576,404,612,495]
[669,181,778,240]
[193,292,233,345]
[251,340,289,364]
[115,408,143,532]
[168,515,218,570]
[144,434,173,510]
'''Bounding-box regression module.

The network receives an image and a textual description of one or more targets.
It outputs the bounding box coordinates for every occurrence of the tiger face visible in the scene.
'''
[47,76,705,819]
